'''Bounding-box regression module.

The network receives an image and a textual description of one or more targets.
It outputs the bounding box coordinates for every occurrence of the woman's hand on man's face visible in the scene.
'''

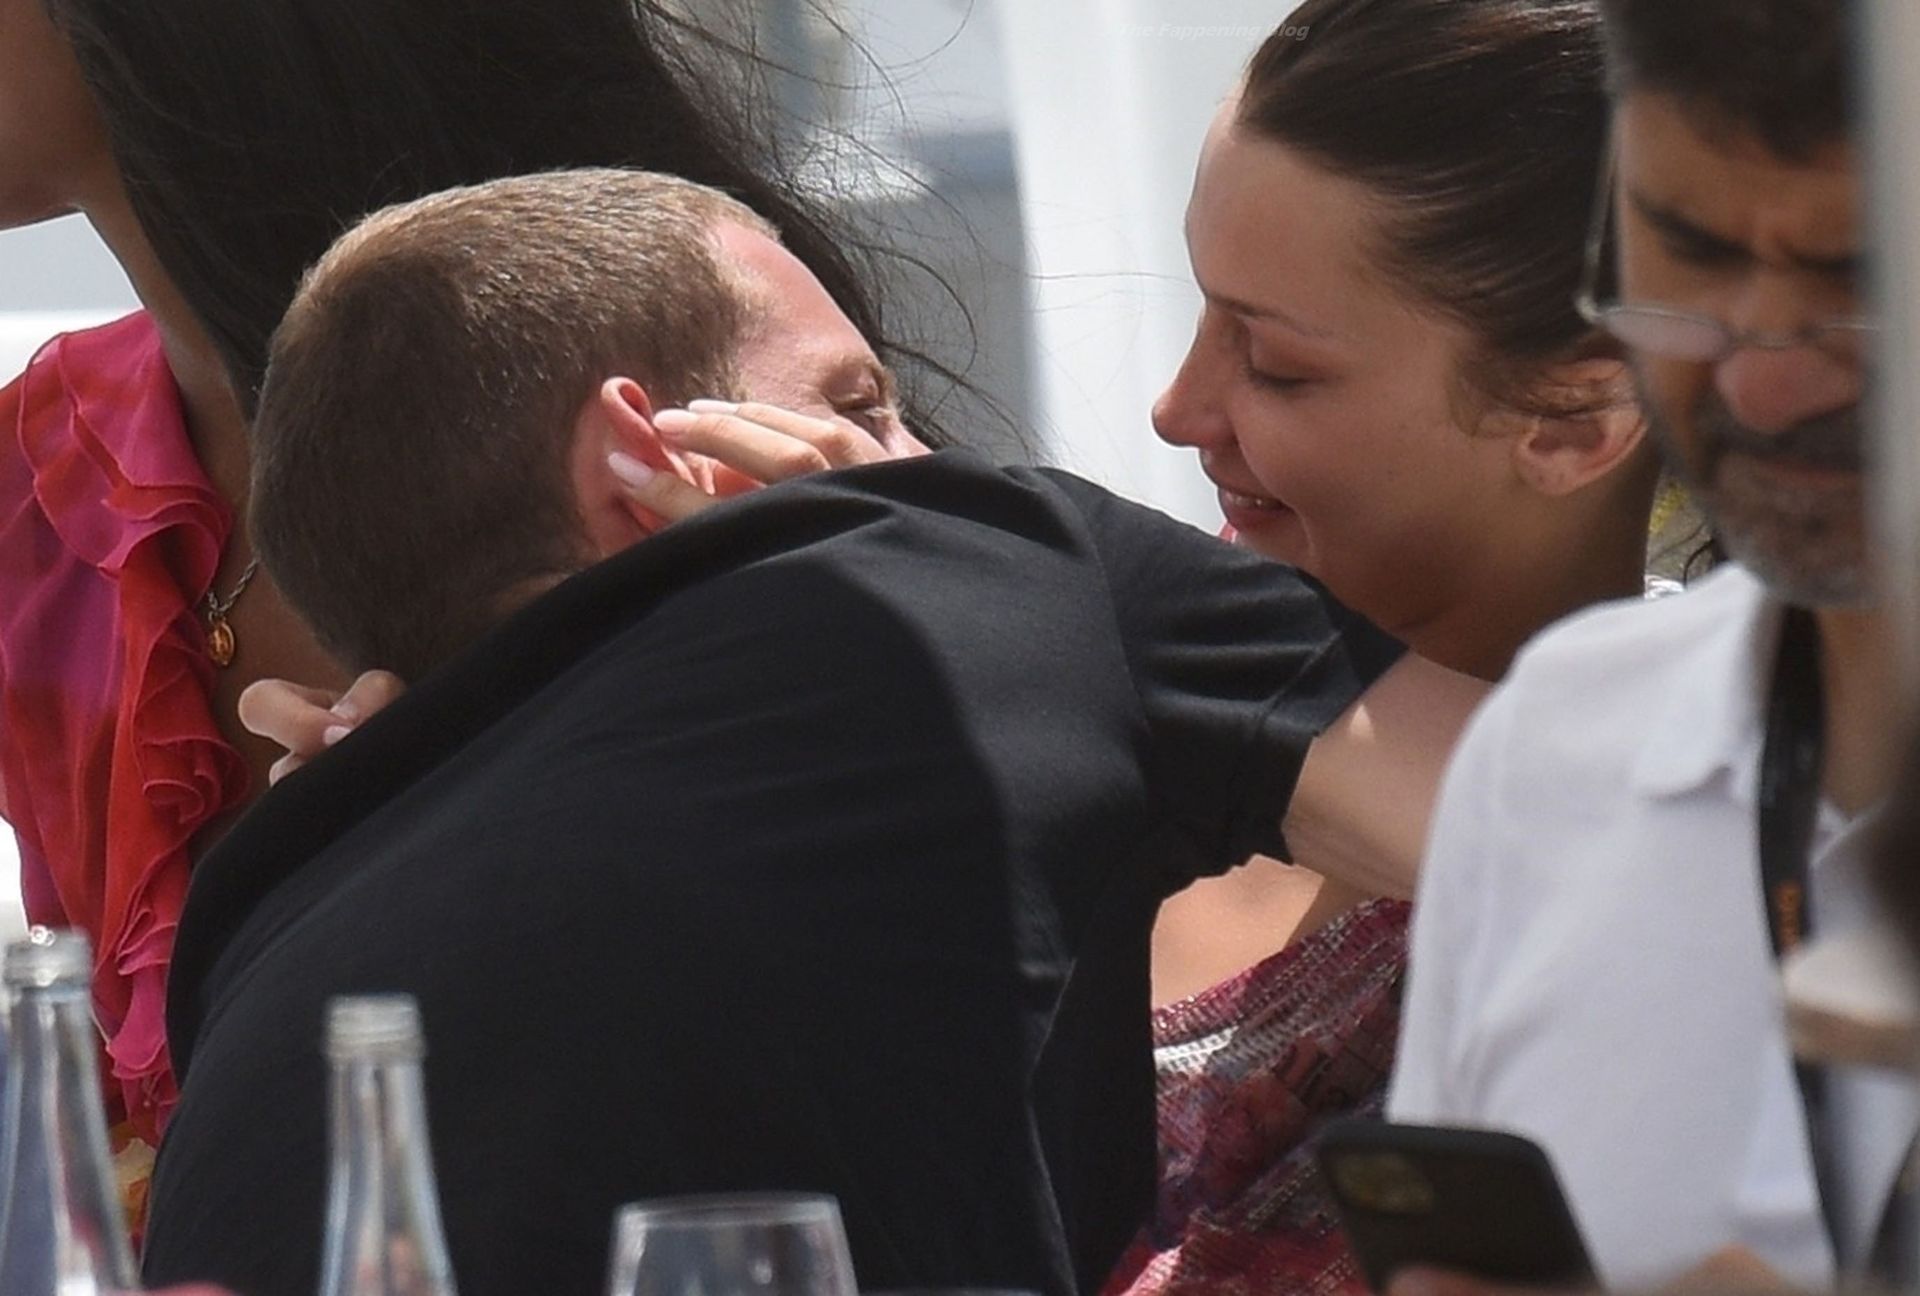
[606,398,925,527]
[243,400,924,784]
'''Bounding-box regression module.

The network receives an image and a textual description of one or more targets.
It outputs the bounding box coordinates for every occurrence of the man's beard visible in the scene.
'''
[1644,383,1871,607]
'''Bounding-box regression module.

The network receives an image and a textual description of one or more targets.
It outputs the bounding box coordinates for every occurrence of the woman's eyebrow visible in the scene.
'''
[1199,283,1341,342]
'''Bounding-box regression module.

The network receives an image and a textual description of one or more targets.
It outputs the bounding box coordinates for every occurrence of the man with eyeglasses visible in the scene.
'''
[1386,0,1914,1290]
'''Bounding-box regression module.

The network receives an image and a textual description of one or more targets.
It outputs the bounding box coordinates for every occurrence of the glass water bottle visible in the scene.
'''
[0,927,139,1295]
[317,994,458,1296]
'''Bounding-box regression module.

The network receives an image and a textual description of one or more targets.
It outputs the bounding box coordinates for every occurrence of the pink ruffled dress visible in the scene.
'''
[0,310,247,1149]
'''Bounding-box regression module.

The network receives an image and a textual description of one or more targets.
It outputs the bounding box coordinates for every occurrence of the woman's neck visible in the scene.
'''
[74,183,359,800]
[82,188,251,513]
[1406,494,1652,683]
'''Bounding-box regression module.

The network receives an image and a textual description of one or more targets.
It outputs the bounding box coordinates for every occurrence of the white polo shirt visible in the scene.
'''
[1389,564,1918,1289]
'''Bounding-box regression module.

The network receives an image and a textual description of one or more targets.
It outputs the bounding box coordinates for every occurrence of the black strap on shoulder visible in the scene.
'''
[1758,606,1915,1281]
[1759,607,1825,960]
[1759,607,1845,1257]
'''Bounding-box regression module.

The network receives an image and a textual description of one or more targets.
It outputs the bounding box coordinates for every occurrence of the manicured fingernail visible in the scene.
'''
[686,399,739,414]
[322,725,353,747]
[652,409,697,436]
[607,451,656,488]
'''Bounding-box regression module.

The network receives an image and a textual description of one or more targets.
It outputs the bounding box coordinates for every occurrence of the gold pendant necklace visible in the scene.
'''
[201,557,261,669]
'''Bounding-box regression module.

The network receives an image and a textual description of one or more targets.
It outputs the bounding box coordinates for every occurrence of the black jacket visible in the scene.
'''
[145,452,1399,1296]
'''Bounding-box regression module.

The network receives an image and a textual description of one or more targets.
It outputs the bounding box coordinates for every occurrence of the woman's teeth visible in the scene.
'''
[1222,489,1285,511]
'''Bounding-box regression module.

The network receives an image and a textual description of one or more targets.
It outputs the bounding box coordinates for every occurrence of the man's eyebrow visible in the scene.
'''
[837,355,898,405]
[1629,192,1861,278]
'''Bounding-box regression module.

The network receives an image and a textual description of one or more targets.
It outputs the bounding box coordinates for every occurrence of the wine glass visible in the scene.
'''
[606,1193,859,1296]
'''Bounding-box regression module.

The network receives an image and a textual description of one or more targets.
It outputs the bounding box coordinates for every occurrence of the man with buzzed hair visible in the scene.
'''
[142,169,1476,1296]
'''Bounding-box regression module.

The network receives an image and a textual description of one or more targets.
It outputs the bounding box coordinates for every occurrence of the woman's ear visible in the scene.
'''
[570,377,698,552]
[1506,358,1649,499]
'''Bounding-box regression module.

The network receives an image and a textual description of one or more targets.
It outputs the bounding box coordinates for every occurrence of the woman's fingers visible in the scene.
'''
[657,400,889,481]
[330,669,406,727]
[238,678,343,752]
[606,398,898,526]
[239,670,408,785]
[606,451,728,526]
[268,750,308,788]
[697,398,893,469]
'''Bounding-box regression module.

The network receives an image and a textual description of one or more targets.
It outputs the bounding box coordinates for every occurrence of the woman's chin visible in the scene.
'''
[1225,512,1313,573]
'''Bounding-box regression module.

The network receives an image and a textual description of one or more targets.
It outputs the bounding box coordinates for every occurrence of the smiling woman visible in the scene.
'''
[1122,2,1670,1294]
[1154,0,1658,681]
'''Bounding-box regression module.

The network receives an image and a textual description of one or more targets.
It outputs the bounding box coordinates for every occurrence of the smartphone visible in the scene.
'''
[1316,1120,1595,1293]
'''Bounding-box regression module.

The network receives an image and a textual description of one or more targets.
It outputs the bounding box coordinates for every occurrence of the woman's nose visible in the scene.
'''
[1153,334,1233,451]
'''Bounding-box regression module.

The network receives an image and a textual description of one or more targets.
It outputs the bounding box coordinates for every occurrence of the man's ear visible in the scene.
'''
[1505,358,1649,499]
[570,377,700,554]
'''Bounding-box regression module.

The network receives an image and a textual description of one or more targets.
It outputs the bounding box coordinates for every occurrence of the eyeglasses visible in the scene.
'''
[1574,139,1875,366]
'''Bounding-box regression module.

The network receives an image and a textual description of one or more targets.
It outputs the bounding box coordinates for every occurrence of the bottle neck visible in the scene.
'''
[0,983,138,1295]
[320,1055,458,1296]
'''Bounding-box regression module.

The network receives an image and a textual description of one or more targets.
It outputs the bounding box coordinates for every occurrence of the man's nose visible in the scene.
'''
[1714,344,1861,436]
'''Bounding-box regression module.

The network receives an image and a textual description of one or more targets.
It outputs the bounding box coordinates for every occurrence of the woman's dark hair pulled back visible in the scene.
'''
[1240,0,1616,419]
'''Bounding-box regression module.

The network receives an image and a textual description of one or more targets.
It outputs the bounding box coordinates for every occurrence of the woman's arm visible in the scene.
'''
[1282,655,1489,899]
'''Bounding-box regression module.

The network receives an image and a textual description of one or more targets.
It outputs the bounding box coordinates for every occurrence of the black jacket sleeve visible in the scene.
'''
[1033,469,1404,868]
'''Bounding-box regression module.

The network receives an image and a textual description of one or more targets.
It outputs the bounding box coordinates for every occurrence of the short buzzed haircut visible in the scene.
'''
[252,169,776,681]
[1598,0,1857,159]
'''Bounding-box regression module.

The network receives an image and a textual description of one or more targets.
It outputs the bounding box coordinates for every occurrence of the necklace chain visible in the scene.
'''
[203,557,261,621]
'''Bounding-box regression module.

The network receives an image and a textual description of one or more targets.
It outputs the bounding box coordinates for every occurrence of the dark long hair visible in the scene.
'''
[45,0,956,443]
[1240,0,1617,420]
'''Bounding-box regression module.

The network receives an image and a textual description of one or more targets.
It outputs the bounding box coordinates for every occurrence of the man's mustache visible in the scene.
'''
[1695,401,1864,473]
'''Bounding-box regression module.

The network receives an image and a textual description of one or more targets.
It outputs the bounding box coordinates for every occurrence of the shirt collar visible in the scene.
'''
[1629,565,1783,803]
